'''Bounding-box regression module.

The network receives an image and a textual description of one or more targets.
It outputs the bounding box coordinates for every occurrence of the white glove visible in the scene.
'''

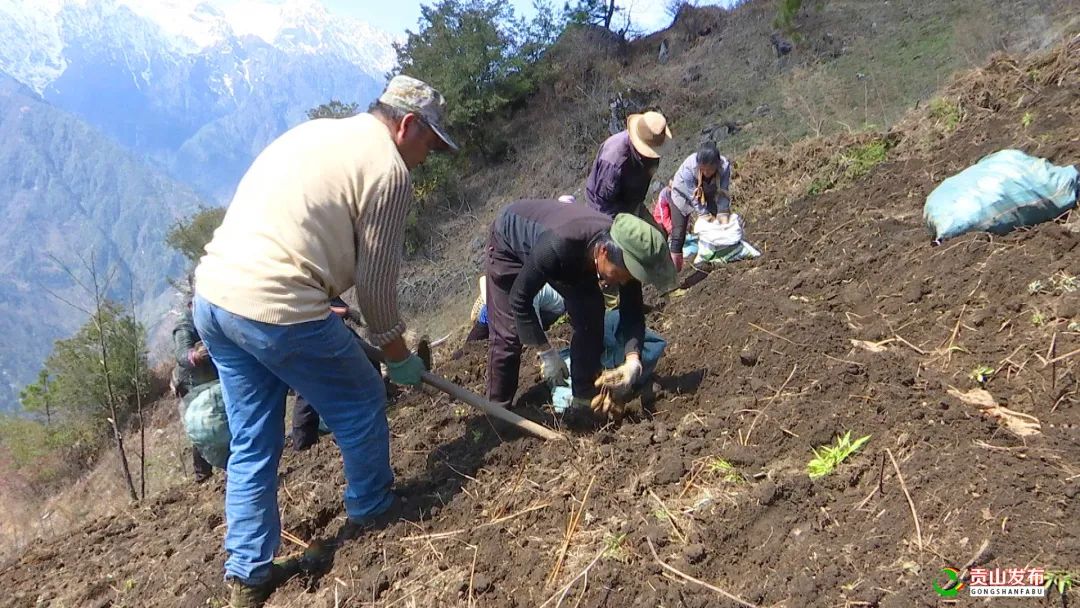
[595,356,643,392]
[539,348,570,385]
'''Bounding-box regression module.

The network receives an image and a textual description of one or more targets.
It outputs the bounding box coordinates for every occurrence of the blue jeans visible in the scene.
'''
[192,296,393,584]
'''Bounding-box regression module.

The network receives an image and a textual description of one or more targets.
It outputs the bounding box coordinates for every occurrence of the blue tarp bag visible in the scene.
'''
[924,149,1078,242]
[551,310,667,413]
[183,380,231,469]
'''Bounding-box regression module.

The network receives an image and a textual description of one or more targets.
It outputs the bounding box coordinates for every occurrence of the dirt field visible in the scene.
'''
[3,36,1078,608]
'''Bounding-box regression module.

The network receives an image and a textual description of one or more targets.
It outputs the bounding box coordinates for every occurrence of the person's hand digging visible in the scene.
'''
[191,342,209,365]
[386,354,425,386]
[594,354,642,393]
[539,347,569,385]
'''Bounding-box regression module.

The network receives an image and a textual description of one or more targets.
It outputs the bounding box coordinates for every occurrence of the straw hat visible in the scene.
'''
[627,111,672,159]
[469,276,487,322]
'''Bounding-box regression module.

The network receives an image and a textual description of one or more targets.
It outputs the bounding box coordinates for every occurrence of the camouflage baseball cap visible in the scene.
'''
[378,75,459,152]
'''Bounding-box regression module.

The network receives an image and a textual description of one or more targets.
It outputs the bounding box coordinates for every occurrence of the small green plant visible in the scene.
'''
[807,175,832,196]
[549,314,570,328]
[969,365,995,384]
[929,98,962,131]
[807,431,870,479]
[806,138,890,197]
[707,458,744,483]
[1044,571,1075,597]
[603,533,629,561]
[123,579,136,592]
[841,140,889,181]
[1069,321,1080,332]
[453,405,468,420]
[1031,310,1046,326]
[1027,279,1045,294]
[470,429,484,443]
[1021,111,1035,128]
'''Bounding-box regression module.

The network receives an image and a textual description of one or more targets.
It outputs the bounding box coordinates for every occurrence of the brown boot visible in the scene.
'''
[227,557,301,608]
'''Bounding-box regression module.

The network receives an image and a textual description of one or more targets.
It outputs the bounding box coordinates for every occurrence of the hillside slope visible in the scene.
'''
[398,0,1078,332]
[0,72,205,411]
[2,33,1076,608]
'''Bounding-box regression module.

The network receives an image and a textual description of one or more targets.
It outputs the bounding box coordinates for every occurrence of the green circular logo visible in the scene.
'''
[933,567,964,597]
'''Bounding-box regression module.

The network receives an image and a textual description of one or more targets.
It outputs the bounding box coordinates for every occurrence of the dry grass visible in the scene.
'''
[0,394,191,560]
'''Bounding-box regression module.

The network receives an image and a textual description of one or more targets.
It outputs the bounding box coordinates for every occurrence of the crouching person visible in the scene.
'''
[465,278,565,344]
[666,141,731,270]
[484,199,676,417]
[192,75,457,607]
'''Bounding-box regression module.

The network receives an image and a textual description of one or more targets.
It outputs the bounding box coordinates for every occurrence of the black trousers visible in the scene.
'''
[291,395,321,451]
[485,235,605,405]
[192,446,213,478]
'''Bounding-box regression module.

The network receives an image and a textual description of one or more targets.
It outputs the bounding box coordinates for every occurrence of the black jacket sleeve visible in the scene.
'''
[509,234,561,347]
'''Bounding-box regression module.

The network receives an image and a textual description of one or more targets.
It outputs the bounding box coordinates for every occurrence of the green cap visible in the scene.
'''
[610,214,677,292]
[378,75,459,152]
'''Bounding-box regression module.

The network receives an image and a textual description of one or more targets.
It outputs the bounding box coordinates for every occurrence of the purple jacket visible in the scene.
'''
[585,131,659,217]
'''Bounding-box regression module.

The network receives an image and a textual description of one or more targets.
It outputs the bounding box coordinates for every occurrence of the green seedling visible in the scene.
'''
[1044,571,1075,597]
[1021,111,1034,128]
[453,405,468,420]
[807,431,870,479]
[603,533,629,561]
[1031,311,1046,326]
[707,458,744,483]
[1027,280,1045,294]
[929,98,962,131]
[470,429,484,443]
[969,365,995,384]
[1068,321,1080,332]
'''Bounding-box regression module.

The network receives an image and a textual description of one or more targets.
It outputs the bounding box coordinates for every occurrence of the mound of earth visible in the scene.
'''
[3,39,1078,608]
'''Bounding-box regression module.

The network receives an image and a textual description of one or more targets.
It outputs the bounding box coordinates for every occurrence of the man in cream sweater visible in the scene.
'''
[192,75,456,607]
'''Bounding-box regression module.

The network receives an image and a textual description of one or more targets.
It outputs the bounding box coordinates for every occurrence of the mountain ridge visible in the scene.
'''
[0,69,207,412]
[0,0,396,201]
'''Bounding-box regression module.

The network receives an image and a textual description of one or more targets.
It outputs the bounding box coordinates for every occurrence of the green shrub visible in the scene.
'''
[842,140,888,181]
[929,98,962,131]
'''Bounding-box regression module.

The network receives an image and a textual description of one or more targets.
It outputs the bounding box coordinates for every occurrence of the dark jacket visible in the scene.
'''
[491,199,645,356]
[172,307,218,397]
[585,131,660,218]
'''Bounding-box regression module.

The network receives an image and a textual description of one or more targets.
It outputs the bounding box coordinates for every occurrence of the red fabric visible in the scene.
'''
[652,187,673,234]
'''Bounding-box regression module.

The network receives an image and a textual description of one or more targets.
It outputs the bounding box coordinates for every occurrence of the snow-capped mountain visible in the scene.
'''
[0,0,398,201]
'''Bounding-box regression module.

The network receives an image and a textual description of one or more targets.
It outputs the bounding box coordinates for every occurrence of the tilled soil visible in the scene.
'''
[3,39,1079,608]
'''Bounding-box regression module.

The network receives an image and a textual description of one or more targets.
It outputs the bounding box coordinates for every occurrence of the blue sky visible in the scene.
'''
[325,0,735,37]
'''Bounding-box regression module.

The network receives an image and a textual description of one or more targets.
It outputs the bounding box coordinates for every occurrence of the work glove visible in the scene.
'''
[386,354,425,386]
[539,348,570,386]
[594,355,643,393]
[670,252,683,272]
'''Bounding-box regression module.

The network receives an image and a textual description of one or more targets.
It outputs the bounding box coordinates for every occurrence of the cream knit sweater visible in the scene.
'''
[195,113,411,346]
